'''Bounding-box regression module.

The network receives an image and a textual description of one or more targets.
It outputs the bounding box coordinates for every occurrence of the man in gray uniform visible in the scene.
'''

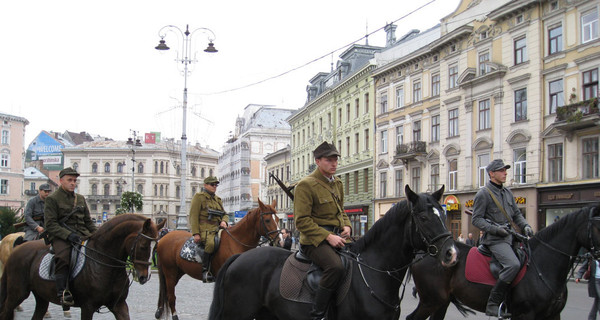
[472,159,534,317]
[23,183,52,241]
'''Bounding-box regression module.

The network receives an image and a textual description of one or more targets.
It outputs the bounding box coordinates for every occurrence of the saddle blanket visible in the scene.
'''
[180,237,202,263]
[465,246,526,287]
[39,241,87,281]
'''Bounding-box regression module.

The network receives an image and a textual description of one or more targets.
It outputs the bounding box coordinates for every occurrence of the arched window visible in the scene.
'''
[209,169,214,176]
[117,184,123,196]
[91,184,97,195]
[160,185,164,197]
[154,161,159,173]
[104,162,110,173]
[176,165,181,175]
[191,186,197,195]
[191,166,196,177]
[103,184,110,196]
[201,168,205,178]
[117,162,124,173]
[176,186,180,198]
[73,163,79,172]
[154,185,158,196]
[138,163,144,173]
[92,163,98,173]
[137,184,143,194]
[160,161,164,174]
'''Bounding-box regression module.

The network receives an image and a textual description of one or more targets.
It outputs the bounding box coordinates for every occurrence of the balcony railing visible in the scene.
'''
[555,97,599,132]
[395,141,427,165]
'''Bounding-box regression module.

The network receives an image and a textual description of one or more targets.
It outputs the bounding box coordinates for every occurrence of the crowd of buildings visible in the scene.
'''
[1,0,599,238]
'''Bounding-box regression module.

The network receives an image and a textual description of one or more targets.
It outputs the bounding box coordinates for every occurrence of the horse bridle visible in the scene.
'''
[409,204,453,258]
[223,210,280,248]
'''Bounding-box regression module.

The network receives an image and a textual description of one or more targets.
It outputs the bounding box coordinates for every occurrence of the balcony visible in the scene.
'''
[555,97,599,132]
[395,141,427,166]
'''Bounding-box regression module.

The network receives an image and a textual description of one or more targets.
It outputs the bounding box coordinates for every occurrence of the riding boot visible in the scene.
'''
[202,252,213,283]
[310,286,335,320]
[485,280,511,318]
[55,273,74,307]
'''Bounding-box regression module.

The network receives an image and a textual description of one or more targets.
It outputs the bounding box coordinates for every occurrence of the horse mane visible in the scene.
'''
[91,213,148,240]
[534,205,590,242]
[351,200,410,252]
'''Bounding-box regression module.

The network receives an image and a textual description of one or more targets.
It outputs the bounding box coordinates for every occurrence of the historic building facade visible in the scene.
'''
[263,145,293,229]
[0,112,28,211]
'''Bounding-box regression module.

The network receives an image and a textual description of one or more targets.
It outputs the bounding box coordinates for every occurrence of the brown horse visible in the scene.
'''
[0,214,165,320]
[0,232,24,276]
[154,199,280,320]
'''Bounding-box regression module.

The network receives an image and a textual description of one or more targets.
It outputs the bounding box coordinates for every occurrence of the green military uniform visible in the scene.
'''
[189,189,227,254]
[45,187,97,242]
[295,169,350,247]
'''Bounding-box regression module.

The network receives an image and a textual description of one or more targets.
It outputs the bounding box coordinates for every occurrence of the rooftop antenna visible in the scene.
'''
[330,53,334,72]
[365,20,369,45]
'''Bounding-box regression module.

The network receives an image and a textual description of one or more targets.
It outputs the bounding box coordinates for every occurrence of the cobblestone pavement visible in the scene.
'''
[12,273,591,319]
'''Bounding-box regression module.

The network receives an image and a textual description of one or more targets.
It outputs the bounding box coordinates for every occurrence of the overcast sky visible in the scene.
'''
[0,0,460,151]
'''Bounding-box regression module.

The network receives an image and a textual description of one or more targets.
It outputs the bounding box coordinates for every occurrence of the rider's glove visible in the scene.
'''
[67,233,81,244]
[523,225,534,237]
[489,226,509,237]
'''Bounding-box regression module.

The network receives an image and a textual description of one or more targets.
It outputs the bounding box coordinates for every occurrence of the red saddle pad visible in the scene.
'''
[465,247,527,287]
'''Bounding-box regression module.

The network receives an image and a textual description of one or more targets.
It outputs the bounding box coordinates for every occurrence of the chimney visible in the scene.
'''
[384,23,397,47]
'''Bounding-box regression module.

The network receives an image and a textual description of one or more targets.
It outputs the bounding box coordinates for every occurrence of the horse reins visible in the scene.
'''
[222,211,280,248]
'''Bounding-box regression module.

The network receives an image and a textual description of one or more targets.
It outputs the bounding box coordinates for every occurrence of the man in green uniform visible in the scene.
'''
[45,167,97,307]
[189,176,228,282]
[295,141,351,320]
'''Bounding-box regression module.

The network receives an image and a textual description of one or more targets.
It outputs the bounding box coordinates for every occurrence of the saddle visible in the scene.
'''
[179,230,223,263]
[39,241,87,281]
[279,250,352,305]
[464,245,527,287]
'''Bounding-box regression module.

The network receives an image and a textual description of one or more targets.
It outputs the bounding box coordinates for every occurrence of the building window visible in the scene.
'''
[413,121,422,142]
[191,166,196,177]
[431,115,440,142]
[430,164,439,191]
[176,186,180,198]
[363,168,369,193]
[379,172,387,198]
[432,74,440,96]
[478,154,490,188]
[364,93,369,114]
[449,65,458,89]
[346,104,351,123]
[117,184,123,196]
[154,185,158,196]
[549,79,564,114]
[396,87,404,108]
[0,154,8,168]
[201,167,205,178]
[73,163,79,171]
[91,184,97,195]
[413,81,422,103]
[0,179,7,195]
[338,108,342,125]
[583,137,599,179]
[92,162,98,173]
[583,69,598,100]
[514,37,527,65]
[449,108,459,137]
[548,143,563,182]
[104,184,110,196]
[582,9,599,43]
[514,148,527,184]
[355,133,360,154]
[411,167,421,193]
[479,52,490,75]
[448,160,458,191]
[381,94,388,114]
[346,136,350,157]
[1,130,9,145]
[160,162,164,174]
[355,98,360,118]
[160,185,164,197]
[395,169,404,197]
[354,171,359,194]
[104,162,110,173]
[117,162,124,173]
[364,129,369,151]
[396,125,404,146]
[380,130,388,153]
[137,184,144,194]
[515,88,527,121]
[548,25,563,55]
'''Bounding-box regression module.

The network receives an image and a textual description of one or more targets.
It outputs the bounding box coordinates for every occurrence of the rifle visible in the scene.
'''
[207,208,226,220]
[269,173,295,201]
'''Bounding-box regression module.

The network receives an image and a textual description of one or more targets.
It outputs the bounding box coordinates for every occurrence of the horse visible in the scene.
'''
[0,232,24,276]
[0,214,165,320]
[208,185,458,320]
[154,198,280,320]
[407,203,600,320]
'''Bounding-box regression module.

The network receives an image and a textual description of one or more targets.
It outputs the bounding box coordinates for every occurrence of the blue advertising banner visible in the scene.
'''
[26,132,64,170]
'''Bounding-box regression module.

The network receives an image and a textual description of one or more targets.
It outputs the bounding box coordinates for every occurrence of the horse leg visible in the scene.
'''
[108,301,130,320]
[31,294,49,320]
[166,273,184,320]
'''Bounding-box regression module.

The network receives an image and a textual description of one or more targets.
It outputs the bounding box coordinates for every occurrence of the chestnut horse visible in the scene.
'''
[154,199,280,320]
[0,214,165,320]
[0,232,24,276]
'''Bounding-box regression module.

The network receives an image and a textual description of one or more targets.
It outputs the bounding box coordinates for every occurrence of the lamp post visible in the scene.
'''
[155,24,218,230]
[126,130,142,213]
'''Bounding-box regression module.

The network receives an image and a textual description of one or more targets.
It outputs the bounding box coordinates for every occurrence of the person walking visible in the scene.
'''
[472,159,533,317]
[295,141,351,320]
[280,228,292,250]
[45,167,97,307]
[465,232,476,246]
[189,176,228,283]
[576,257,600,320]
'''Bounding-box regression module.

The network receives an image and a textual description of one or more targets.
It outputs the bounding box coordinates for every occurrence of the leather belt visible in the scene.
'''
[320,225,340,234]
[199,218,219,226]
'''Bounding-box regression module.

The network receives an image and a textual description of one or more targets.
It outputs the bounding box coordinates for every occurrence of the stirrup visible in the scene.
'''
[61,290,75,307]
[202,271,214,283]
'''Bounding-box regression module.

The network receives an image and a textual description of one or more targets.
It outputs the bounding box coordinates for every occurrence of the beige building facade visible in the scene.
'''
[263,145,293,229]
[0,112,28,211]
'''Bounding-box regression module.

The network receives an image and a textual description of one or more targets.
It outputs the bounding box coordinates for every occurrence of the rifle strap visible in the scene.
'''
[485,187,519,232]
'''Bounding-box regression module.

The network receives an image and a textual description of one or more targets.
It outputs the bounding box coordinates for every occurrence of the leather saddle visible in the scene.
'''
[477,244,527,279]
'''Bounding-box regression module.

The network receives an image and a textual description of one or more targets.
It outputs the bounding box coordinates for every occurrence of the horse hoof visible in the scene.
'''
[155,307,163,319]
[64,310,71,318]
[172,315,179,320]
[16,305,23,312]
[44,311,51,318]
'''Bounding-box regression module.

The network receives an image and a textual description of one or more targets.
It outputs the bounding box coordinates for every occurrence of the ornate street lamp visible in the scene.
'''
[155,24,218,230]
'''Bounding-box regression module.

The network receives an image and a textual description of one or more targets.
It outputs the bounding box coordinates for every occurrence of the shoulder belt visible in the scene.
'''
[307,177,343,214]
[485,187,519,232]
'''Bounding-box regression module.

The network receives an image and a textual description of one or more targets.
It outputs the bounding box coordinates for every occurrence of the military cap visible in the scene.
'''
[313,141,340,159]
[38,183,52,191]
[59,167,80,178]
[204,176,219,184]
[486,159,511,172]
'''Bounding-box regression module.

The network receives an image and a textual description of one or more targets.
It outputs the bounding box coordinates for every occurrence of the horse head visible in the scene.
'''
[128,217,166,284]
[406,184,457,267]
[583,204,600,259]
[256,198,280,243]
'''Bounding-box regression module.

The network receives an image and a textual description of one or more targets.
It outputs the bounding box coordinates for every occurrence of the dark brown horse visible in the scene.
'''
[154,199,280,320]
[0,214,165,320]
[408,203,600,320]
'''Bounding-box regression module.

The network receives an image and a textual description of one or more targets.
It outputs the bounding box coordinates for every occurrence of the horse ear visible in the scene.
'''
[143,219,152,233]
[405,185,418,204]
[431,185,445,202]
[271,198,277,208]
[157,219,167,230]
[258,198,265,209]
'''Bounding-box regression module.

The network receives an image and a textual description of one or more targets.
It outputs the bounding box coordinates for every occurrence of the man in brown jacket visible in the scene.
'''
[295,141,351,320]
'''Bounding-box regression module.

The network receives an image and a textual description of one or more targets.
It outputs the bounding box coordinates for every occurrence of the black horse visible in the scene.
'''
[208,185,458,320]
[408,203,600,320]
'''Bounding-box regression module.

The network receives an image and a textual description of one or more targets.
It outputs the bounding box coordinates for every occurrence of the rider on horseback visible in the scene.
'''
[44,167,97,308]
[16,183,52,245]
[189,176,228,283]
[295,142,352,320]
[472,159,534,318]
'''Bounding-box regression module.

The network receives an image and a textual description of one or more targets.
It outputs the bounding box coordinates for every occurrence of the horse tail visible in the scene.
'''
[156,262,170,320]
[450,295,476,317]
[208,253,241,320]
